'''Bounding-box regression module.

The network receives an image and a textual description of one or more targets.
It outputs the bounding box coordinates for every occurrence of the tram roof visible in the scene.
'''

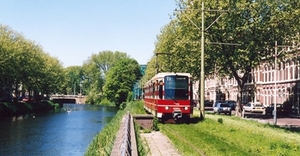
[146,72,191,83]
[154,72,192,78]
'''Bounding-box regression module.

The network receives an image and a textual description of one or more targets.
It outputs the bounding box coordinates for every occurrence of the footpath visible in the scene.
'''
[140,131,181,156]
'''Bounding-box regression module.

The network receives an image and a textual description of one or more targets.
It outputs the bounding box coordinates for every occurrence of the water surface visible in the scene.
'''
[0,104,117,156]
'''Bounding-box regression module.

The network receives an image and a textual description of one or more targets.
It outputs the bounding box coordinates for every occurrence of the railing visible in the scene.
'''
[111,112,137,156]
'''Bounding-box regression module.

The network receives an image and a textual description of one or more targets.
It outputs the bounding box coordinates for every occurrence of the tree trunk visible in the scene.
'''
[235,84,244,117]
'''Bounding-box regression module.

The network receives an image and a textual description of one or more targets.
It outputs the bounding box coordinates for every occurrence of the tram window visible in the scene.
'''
[152,83,155,98]
[164,76,189,100]
[159,81,163,99]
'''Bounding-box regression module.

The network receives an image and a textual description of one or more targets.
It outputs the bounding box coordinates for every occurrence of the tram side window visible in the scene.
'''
[159,80,163,99]
[152,83,155,98]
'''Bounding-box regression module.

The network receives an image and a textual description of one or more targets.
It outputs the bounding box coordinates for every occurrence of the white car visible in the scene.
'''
[243,102,265,113]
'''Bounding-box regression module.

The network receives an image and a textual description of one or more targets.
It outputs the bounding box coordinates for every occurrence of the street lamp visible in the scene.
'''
[274,41,289,125]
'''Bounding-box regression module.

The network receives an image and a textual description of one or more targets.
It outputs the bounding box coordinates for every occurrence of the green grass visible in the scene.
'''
[85,100,148,156]
[159,109,300,156]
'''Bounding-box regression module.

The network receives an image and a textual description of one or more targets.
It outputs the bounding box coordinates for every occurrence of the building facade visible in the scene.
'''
[204,47,300,114]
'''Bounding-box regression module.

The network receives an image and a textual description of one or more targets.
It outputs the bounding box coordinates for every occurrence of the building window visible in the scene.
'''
[296,64,299,79]
[268,67,273,82]
[281,62,285,81]
[264,66,268,82]
[287,61,290,80]
[291,61,294,80]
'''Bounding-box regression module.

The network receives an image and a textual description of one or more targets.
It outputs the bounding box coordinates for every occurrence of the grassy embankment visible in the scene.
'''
[85,100,148,156]
[0,100,59,117]
[85,101,300,156]
[160,109,300,156]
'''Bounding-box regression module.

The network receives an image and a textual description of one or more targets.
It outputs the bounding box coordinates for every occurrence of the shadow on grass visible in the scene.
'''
[160,117,204,124]
[264,123,300,133]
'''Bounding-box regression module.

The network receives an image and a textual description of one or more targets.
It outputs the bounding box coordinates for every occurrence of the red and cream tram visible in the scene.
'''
[143,72,193,122]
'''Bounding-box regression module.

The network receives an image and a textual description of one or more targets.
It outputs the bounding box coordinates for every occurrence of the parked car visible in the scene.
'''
[22,96,35,102]
[224,100,236,110]
[243,102,265,113]
[265,103,286,116]
[213,103,231,115]
[204,100,213,107]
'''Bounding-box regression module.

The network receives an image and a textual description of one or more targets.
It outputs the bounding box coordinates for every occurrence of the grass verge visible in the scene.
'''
[85,100,148,156]
[159,109,300,156]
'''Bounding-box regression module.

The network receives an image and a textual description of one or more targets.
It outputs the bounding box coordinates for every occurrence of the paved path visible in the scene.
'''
[140,131,181,156]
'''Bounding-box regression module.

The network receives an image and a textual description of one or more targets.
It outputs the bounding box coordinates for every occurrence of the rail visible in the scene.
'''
[111,112,138,156]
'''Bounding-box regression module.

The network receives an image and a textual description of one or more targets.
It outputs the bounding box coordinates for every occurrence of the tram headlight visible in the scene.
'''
[165,106,169,110]
[184,106,188,110]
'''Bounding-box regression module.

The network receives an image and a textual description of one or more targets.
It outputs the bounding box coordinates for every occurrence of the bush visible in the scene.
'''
[119,102,127,110]
[217,118,223,124]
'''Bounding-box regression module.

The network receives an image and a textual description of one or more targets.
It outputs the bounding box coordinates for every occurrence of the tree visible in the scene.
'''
[62,66,84,95]
[151,0,300,115]
[84,50,130,75]
[0,24,65,101]
[82,51,130,104]
[103,58,142,108]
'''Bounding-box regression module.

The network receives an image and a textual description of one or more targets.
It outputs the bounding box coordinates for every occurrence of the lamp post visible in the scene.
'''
[273,41,289,125]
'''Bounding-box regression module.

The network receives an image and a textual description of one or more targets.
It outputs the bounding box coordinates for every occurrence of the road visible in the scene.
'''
[205,107,300,129]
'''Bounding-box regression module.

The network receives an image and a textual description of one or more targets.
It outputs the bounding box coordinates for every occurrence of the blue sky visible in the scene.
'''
[0,0,177,67]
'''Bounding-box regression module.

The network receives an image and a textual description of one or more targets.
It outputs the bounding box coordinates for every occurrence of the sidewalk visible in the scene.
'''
[140,131,181,156]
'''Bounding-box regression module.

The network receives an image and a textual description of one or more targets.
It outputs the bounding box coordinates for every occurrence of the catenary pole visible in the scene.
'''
[200,1,205,118]
[274,41,278,125]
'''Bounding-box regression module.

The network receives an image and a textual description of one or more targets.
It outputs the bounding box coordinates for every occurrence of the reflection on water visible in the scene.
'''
[0,104,117,156]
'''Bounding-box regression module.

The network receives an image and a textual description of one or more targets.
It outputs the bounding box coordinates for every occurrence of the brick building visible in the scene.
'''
[204,46,300,114]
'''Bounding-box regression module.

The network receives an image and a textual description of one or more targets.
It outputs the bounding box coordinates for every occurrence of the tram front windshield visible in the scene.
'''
[164,76,189,100]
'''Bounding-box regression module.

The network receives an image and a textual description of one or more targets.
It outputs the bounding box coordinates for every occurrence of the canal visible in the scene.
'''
[0,104,117,156]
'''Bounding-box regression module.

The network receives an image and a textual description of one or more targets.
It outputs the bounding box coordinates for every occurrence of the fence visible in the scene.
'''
[110,112,138,156]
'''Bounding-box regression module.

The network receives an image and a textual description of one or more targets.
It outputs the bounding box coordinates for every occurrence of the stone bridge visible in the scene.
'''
[50,95,86,105]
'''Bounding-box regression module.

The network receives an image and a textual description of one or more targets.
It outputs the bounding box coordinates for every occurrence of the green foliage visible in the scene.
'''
[152,117,160,131]
[119,102,127,110]
[0,24,64,98]
[0,100,58,118]
[126,91,133,102]
[82,50,130,104]
[99,98,114,106]
[148,0,300,111]
[85,90,102,105]
[62,66,84,95]
[103,58,142,108]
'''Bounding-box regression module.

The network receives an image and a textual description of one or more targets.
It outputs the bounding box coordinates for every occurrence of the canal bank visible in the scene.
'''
[0,104,117,156]
[0,100,59,118]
